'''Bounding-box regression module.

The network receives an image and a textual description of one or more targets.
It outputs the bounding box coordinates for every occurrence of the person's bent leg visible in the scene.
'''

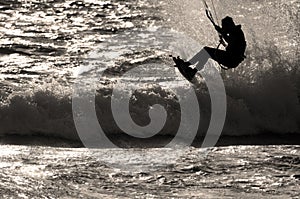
[204,47,231,67]
[189,46,237,70]
[181,47,228,80]
[188,48,211,71]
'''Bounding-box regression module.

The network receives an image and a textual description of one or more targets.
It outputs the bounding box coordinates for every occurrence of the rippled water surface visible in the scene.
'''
[0,0,168,93]
[0,145,299,198]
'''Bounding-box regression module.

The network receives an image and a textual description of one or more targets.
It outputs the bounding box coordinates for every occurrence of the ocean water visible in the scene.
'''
[0,145,299,198]
[0,0,299,145]
[0,1,299,198]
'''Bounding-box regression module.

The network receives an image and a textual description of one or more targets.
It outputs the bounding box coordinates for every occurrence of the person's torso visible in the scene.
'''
[226,25,246,57]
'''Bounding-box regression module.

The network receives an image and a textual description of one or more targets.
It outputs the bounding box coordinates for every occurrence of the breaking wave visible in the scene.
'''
[0,41,299,146]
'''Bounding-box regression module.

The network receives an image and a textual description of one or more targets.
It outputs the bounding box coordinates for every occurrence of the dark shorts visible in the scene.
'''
[204,46,243,68]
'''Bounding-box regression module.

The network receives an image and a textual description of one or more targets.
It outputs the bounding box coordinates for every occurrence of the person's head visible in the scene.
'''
[222,16,235,31]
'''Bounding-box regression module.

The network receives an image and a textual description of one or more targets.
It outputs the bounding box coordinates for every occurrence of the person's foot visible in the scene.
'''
[181,64,197,81]
[172,56,197,81]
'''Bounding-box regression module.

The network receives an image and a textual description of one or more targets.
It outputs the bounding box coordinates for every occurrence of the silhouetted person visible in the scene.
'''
[174,16,247,80]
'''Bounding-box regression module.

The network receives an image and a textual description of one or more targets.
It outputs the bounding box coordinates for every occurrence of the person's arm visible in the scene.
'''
[215,26,231,43]
[214,25,222,34]
[213,25,228,46]
[214,25,226,37]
